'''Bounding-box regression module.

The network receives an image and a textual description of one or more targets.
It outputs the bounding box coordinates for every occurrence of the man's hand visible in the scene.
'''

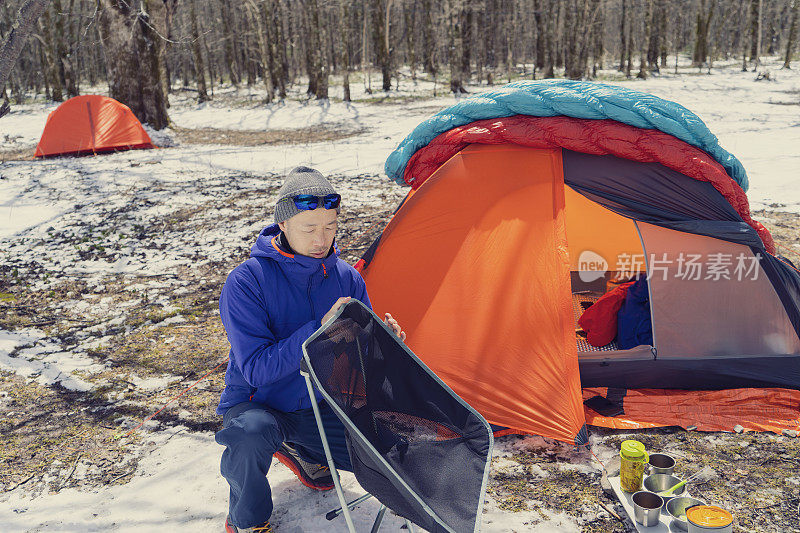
[322,297,351,325]
[384,313,406,341]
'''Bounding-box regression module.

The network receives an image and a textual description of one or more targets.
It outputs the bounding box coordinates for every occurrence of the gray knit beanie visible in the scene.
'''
[274,166,339,224]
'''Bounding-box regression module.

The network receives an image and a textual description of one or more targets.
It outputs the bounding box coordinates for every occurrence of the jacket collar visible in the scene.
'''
[251,224,339,282]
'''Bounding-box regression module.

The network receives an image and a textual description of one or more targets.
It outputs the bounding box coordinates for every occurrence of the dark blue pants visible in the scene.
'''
[216,400,352,529]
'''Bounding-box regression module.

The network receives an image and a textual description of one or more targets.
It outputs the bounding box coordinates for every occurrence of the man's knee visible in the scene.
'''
[217,407,283,454]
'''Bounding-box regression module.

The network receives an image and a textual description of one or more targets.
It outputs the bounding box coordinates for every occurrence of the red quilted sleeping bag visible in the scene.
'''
[577,281,635,347]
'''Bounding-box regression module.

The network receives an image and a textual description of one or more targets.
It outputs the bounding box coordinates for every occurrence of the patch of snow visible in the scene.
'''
[129,374,182,392]
[159,315,186,326]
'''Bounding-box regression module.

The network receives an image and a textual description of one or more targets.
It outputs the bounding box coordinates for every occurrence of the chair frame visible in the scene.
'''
[300,299,493,533]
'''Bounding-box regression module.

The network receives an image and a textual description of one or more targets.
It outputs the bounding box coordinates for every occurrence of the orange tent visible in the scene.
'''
[35,95,153,158]
[360,134,800,444]
[364,81,800,444]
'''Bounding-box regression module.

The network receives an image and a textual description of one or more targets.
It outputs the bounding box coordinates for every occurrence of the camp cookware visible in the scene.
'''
[644,474,686,506]
[632,491,663,527]
[647,452,676,475]
[666,496,706,531]
[687,505,733,533]
[620,440,648,492]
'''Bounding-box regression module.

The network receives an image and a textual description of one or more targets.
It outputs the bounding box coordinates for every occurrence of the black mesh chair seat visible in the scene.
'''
[301,299,493,533]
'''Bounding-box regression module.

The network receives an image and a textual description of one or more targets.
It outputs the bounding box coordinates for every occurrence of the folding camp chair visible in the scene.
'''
[300,299,494,533]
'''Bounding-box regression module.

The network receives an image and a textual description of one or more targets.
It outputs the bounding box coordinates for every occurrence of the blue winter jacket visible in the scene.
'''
[216,224,371,415]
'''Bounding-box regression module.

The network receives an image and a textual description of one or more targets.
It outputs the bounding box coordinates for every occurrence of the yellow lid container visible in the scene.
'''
[687,505,733,532]
[619,440,648,492]
[621,440,646,459]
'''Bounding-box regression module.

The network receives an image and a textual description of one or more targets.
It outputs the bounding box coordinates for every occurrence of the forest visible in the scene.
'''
[1,0,799,129]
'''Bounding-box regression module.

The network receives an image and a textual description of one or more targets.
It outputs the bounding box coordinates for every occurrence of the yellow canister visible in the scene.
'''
[620,440,648,492]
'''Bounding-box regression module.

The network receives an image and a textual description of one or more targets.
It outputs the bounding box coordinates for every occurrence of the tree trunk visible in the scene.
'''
[403,1,416,80]
[302,0,326,98]
[219,0,240,85]
[591,0,604,76]
[619,0,628,72]
[785,0,799,68]
[97,0,170,129]
[564,1,579,79]
[52,0,78,98]
[506,0,516,81]
[339,0,352,101]
[245,0,275,102]
[647,0,663,70]
[534,0,545,71]
[270,0,287,98]
[202,26,216,96]
[162,0,176,97]
[312,0,328,98]
[189,0,209,102]
[637,0,653,79]
[693,0,715,68]
[659,1,668,68]
[1,0,48,117]
[421,0,436,75]
[371,0,391,91]
[38,9,64,101]
[625,1,633,78]
[544,0,555,78]
[447,0,466,93]
[749,0,762,66]
[460,2,472,82]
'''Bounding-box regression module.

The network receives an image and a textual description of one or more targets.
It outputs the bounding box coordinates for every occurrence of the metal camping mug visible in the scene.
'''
[632,491,664,527]
[620,440,649,492]
[647,452,676,475]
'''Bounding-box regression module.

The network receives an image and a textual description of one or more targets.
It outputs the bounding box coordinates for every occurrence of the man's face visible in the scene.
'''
[279,206,338,258]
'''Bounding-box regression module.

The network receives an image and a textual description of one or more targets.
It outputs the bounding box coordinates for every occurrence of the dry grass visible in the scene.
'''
[172,124,366,146]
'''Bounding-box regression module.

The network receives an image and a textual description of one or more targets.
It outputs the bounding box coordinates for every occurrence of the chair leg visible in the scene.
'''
[404,518,416,532]
[326,493,373,521]
[369,504,387,533]
[303,375,357,533]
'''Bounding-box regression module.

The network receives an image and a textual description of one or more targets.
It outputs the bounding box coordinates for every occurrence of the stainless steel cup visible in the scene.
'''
[644,473,686,507]
[666,496,705,531]
[648,452,676,475]
[632,491,664,527]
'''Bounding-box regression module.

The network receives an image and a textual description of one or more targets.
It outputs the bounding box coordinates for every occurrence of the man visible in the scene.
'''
[216,166,404,533]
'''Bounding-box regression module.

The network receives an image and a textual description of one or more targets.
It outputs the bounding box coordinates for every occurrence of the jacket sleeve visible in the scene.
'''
[219,267,319,388]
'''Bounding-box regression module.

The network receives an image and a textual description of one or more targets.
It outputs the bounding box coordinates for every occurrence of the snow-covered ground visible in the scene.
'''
[0,56,798,532]
[0,426,589,532]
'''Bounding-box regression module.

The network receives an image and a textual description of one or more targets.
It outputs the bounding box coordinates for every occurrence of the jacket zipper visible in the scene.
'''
[307,276,315,319]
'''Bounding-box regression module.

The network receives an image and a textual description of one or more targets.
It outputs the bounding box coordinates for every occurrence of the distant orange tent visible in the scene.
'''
[35,95,153,158]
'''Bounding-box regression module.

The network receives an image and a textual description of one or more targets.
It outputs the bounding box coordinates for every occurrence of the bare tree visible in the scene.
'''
[619,0,628,72]
[421,0,436,75]
[637,0,653,79]
[339,0,352,100]
[749,0,762,68]
[96,0,170,129]
[370,0,391,91]
[784,0,799,68]
[188,0,208,102]
[0,0,48,118]
[447,0,466,93]
[693,0,716,68]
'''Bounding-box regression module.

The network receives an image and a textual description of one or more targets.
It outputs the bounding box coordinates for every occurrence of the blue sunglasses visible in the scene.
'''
[290,193,341,211]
